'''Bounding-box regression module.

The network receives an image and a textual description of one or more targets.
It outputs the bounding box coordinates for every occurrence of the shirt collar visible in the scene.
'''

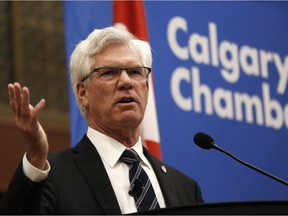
[87,127,151,169]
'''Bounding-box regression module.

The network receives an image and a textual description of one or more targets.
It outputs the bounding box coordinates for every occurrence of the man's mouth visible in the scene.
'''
[118,97,135,104]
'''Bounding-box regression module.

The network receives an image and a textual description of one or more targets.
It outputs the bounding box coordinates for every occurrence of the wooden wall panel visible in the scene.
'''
[0,1,71,193]
[0,121,70,192]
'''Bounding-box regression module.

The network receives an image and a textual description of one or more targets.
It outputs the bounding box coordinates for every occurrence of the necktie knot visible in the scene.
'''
[120,149,140,165]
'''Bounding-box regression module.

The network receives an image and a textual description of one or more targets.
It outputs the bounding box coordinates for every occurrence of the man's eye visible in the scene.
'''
[128,69,143,76]
[99,69,117,77]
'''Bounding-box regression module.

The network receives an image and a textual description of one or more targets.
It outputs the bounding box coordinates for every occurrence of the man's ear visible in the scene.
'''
[76,82,89,108]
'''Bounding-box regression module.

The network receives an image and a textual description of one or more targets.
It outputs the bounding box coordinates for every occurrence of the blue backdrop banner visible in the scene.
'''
[64,1,288,203]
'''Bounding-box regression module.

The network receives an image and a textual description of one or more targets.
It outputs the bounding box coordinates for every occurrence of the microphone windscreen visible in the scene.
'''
[194,132,215,150]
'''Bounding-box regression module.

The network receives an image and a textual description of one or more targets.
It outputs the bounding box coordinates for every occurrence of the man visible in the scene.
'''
[0,26,204,214]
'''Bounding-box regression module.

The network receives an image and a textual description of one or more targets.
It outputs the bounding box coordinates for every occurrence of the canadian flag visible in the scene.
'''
[113,0,162,160]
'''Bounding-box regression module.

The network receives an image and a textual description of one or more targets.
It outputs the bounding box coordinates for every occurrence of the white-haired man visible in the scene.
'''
[0,26,203,214]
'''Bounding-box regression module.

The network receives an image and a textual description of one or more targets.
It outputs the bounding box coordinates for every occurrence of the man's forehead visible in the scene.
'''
[92,44,141,66]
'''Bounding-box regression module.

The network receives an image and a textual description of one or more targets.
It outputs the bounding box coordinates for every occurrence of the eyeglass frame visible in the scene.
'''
[80,66,152,82]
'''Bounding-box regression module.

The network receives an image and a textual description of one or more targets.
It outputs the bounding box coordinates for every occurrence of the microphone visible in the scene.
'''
[129,179,144,197]
[194,132,288,186]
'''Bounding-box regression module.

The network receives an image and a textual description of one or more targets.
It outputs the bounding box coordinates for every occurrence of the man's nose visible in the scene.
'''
[117,70,133,89]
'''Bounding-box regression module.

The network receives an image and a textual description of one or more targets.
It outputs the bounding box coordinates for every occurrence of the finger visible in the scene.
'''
[8,83,16,111]
[22,86,30,121]
[33,99,46,119]
[13,83,23,117]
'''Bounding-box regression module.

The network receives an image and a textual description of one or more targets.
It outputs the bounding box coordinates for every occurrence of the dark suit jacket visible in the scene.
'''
[0,135,204,214]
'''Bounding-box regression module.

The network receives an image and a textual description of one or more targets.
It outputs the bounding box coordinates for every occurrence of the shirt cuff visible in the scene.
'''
[22,153,50,182]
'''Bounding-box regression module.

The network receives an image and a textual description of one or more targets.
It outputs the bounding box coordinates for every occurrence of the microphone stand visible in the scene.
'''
[212,143,288,186]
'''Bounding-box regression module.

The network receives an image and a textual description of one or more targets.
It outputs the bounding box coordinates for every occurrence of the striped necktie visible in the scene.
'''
[120,149,160,212]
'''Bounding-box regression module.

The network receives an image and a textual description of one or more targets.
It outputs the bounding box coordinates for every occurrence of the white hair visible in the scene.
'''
[69,26,153,116]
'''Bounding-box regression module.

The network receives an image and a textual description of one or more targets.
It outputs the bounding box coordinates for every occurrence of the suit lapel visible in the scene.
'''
[72,135,122,214]
[71,136,180,213]
[143,148,180,207]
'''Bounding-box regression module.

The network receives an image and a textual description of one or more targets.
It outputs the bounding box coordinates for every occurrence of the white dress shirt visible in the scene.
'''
[22,127,165,214]
[86,127,165,214]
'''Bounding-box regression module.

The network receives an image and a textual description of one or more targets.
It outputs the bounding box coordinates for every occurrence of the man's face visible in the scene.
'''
[78,43,149,132]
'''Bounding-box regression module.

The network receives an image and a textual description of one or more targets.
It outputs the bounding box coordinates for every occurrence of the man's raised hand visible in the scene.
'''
[8,82,48,170]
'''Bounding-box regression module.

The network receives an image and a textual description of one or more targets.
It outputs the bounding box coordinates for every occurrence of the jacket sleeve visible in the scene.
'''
[0,162,47,214]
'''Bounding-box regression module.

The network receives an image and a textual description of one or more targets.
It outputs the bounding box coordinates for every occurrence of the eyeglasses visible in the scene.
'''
[81,66,151,82]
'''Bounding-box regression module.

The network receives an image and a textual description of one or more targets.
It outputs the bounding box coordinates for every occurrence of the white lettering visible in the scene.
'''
[167,17,189,60]
[189,34,210,65]
[285,104,288,129]
[213,88,233,119]
[260,49,273,79]
[263,83,283,129]
[192,67,213,114]
[234,92,264,125]
[274,53,288,94]
[209,22,219,67]
[167,17,288,130]
[219,41,240,83]
[171,67,192,111]
[240,45,260,76]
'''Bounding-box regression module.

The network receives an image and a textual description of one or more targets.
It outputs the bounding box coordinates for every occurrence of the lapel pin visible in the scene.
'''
[161,165,167,173]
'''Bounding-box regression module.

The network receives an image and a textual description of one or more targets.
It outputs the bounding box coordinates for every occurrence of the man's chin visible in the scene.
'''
[117,111,142,126]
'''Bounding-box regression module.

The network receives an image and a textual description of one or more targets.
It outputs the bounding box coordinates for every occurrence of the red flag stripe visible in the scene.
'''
[113,1,148,40]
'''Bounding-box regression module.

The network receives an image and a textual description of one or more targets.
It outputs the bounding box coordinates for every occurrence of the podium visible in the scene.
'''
[136,201,288,214]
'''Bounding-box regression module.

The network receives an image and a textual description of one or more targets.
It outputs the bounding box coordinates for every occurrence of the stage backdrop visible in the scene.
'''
[63,1,288,203]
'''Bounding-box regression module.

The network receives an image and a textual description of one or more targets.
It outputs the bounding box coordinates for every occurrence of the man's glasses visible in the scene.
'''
[81,66,151,82]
